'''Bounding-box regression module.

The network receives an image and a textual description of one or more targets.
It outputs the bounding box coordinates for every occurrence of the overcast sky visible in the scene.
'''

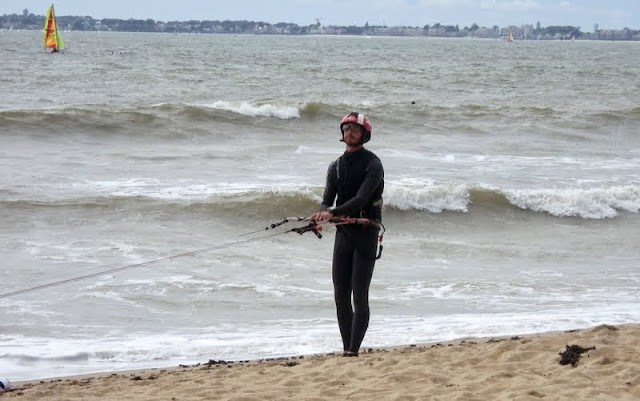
[2,1,637,32]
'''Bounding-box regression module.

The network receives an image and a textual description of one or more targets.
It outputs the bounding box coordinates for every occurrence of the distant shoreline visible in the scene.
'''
[4,29,640,43]
[1,13,639,41]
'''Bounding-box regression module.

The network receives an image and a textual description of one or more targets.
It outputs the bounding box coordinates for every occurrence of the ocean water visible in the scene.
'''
[0,31,639,381]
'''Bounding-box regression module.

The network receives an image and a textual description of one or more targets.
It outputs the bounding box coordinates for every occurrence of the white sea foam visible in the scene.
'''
[505,185,640,219]
[383,181,470,212]
[369,306,640,347]
[208,100,300,119]
[382,181,640,218]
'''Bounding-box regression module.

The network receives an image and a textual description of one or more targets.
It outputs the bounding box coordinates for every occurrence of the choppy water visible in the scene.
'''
[1,31,639,381]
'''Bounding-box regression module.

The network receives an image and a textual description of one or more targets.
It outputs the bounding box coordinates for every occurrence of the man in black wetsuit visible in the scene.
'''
[309,112,384,357]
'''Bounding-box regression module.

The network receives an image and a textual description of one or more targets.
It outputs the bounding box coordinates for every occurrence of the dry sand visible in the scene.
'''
[4,323,639,400]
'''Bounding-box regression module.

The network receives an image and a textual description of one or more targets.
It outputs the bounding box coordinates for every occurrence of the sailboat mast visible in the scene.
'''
[43,4,64,53]
[44,4,54,52]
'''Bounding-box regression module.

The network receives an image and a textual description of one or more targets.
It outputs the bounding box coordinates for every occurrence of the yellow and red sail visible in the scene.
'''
[43,4,64,51]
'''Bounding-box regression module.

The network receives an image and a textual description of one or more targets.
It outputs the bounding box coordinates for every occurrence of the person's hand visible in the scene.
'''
[309,211,333,223]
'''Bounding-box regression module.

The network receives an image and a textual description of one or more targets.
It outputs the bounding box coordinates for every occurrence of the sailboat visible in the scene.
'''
[43,4,64,53]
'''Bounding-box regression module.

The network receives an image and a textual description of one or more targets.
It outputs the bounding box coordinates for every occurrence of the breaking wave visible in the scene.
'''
[7,101,636,136]
[204,100,300,119]
[2,183,638,220]
[385,183,640,219]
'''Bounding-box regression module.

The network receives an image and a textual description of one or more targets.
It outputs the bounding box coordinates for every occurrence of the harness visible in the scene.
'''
[335,150,383,221]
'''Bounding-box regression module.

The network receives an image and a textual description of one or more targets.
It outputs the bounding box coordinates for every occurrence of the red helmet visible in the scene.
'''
[340,112,372,144]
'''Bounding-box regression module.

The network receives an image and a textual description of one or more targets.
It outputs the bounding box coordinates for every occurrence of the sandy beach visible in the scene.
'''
[3,323,638,400]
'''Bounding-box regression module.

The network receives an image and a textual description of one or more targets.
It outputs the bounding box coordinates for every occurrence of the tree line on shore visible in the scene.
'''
[1,9,639,41]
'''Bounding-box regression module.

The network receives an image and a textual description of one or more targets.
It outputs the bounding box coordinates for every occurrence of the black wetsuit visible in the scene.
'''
[320,148,384,354]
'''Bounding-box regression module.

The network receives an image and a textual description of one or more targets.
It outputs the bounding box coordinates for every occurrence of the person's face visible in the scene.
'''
[342,123,363,146]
